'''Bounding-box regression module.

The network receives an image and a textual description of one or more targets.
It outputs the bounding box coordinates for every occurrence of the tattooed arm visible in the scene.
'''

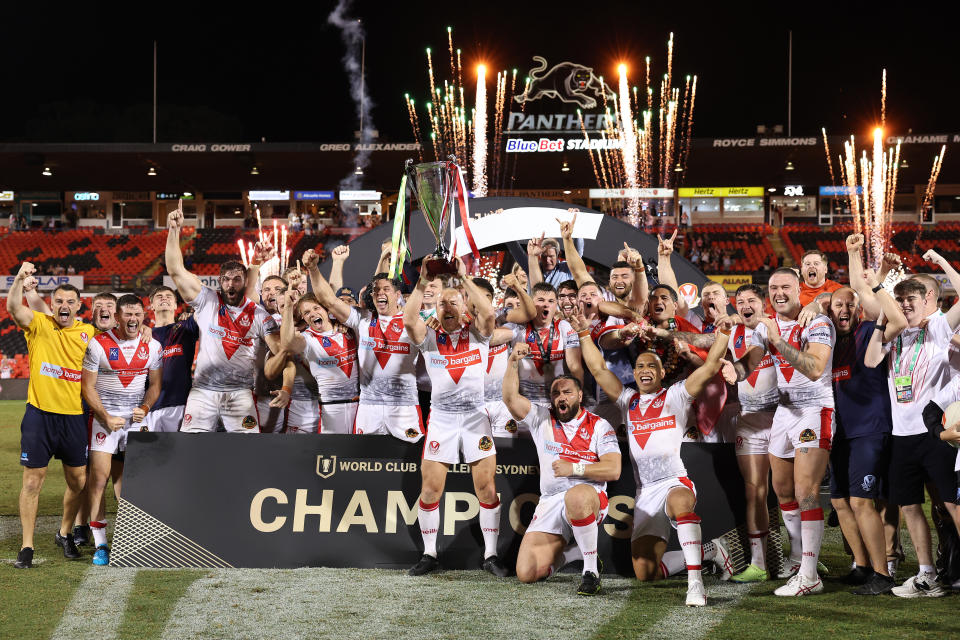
[758,317,830,380]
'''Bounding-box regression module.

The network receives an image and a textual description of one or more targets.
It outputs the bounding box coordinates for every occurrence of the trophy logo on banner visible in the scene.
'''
[388,155,480,279]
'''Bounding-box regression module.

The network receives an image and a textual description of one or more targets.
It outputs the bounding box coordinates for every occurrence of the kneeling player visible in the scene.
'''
[80,295,162,565]
[504,343,621,596]
[573,305,732,607]
[403,257,514,576]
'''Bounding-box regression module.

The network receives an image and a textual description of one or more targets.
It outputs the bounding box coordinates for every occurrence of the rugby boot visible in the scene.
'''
[55,532,81,559]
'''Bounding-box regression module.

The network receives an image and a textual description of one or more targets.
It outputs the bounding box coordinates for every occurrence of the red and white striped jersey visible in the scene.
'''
[82,329,162,416]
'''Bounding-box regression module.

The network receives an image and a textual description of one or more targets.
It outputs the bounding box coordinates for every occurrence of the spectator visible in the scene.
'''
[8,211,16,230]
[66,265,76,275]
[722,252,733,272]
[288,211,301,231]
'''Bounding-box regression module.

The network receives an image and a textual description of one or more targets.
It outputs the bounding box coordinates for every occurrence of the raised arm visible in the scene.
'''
[503,343,533,420]
[501,273,536,324]
[924,249,960,331]
[278,289,307,356]
[865,310,899,368]
[527,233,545,287]
[458,260,495,337]
[328,244,350,291]
[624,245,650,313]
[303,248,352,323]
[375,240,392,277]
[6,262,38,328]
[558,213,591,286]
[657,230,687,316]
[863,267,907,341]
[402,259,430,346]
[567,306,623,400]
[845,233,882,320]
[684,328,731,398]
[165,199,203,303]
[23,277,51,314]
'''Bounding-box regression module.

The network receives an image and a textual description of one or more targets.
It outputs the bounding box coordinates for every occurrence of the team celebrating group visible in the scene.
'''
[10,202,960,607]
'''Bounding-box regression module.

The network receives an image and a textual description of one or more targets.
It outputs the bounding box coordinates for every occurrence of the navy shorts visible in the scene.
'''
[20,403,88,469]
[887,433,958,506]
[830,433,890,499]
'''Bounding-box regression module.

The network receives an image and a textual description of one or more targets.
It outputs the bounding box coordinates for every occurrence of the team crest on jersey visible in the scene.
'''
[80,332,89,343]
[505,419,518,434]
[429,440,440,453]
[184,413,192,424]
[652,397,665,409]
[405,428,419,439]
[95,432,106,444]
[242,415,257,430]
[799,428,816,443]
[136,346,149,360]
[391,321,402,332]
[140,425,149,432]
[108,347,120,361]
[684,426,699,440]
[238,315,252,327]
[478,436,493,451]
[735,436,743,450]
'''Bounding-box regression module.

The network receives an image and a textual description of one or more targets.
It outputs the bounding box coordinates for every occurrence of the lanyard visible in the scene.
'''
[894,328,925,377]
[534,323,556,361]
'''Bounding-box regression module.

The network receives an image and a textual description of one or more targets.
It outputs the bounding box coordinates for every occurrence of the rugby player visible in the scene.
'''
[733,267,836,596]
[509,282,583,407]
[574,303,732,607]
[304,248,424,441]
[504,342,621,596]
[825,234,906,594]
[165,201,281,433]
[403,256,514,577]
[865,250,960,597]
[278,290,359,433]
[252,274,294,432]
[145,285,199,432]
[80,294,163,565]
[8,262,95,569]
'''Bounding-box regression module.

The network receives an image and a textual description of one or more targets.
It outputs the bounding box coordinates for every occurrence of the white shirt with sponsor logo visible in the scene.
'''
[520,405,620,498]
[189,287,279,392]
[509,319,580,406]
[933,376,960,471]
[302,328,360,402]
[729,324,778,412]
[750,314,835,408]
[346,308,420,406]
[82,329,162,416]
[617,383,693,488]
[880,312,954,437]
[415,324,490,413]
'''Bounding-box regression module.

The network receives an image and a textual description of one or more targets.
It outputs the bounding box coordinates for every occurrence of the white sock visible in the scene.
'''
[418,499,440,558]
[91,519,108,547]
[780,501,802,562]
[478,499,501,559]
[570,513,599,576]
[749,530,768,570]
[919,564,935,576]
[887,560,897,577]
[799,508,824,581]
[551,543,583,575]
[660,551,686,577]
[677,513,703,586]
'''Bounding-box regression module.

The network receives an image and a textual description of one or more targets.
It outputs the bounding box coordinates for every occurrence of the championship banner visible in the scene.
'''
[0,275,84,291]
[112,434,762,575]
[708,274,752,293]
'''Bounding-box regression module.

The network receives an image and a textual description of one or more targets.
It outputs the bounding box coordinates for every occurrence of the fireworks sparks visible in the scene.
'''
[473,64,488,196]
[617,63,641,223]
[922,145,947,213]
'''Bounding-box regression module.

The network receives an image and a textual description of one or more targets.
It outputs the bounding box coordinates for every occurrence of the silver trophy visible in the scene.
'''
[405,156,462,275]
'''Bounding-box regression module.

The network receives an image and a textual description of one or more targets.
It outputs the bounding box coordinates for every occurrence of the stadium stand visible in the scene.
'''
[684,223,777,272]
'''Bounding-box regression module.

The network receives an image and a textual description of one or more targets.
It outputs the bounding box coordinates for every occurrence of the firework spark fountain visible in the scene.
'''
[473,65,488,196]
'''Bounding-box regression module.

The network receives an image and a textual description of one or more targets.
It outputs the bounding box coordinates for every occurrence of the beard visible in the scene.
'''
[552,399,580,422]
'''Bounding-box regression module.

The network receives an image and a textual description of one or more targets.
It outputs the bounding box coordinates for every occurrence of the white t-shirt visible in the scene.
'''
[346,308,420,406]
[415,324,490,413]
[189,287,279,392]
[301,328,360,402]
[520,404,620,497]
[933,376,960,472]
[881,313,954,437]
[82,329,163,416]
[509,319,580,406]
[750,314,835,408]
[617,382,693,489]
[729,324,778,412]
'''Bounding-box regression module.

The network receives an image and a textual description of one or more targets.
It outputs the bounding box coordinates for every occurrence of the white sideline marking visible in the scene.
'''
[50,567,138,640]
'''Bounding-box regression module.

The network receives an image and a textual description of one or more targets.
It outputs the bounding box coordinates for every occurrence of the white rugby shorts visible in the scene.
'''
[632,475,697,542]
[733,409,775,456]
[90,416,151,454]
[319,401,359,434]
[255,396,285,433]
[142,405,185,433]
[423,408,495,464]
[486,400,521,438]
[526,487,610,539]
[769,405,834,459]
[285,398,320,433]
[354,403,424,442]
[183,388,259,433]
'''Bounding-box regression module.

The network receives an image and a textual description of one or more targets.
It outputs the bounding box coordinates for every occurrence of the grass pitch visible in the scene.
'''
[1,399,958,640]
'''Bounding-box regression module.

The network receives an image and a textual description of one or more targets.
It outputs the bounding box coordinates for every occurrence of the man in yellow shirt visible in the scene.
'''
[7,262,96,569]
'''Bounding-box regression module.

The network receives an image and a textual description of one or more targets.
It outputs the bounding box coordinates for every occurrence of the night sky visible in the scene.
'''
[3,3,958,144]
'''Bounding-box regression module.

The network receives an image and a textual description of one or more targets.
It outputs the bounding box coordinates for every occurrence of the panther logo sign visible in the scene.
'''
[514,56,615,109]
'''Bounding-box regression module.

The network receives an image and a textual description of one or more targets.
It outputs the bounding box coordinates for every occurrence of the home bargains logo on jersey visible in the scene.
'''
[630,416,676,448]
[360,337,410,354]
[544,440,600,463]
[39,362,82,383]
